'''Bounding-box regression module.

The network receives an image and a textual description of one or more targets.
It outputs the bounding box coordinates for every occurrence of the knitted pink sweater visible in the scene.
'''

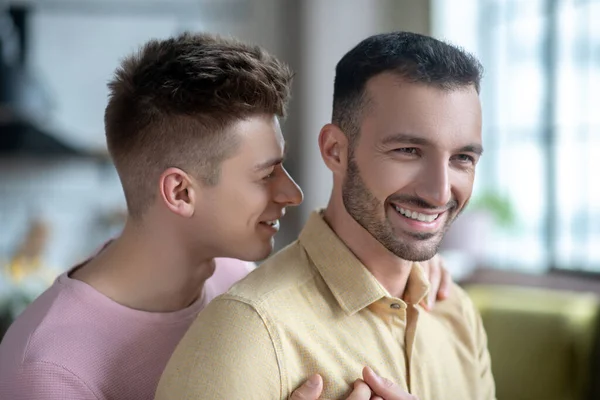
[0,258,250,399]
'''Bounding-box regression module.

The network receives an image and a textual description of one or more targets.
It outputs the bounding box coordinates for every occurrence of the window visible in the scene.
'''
[434,0,600,272]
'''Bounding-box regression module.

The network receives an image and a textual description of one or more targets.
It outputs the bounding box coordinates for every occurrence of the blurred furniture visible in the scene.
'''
[465,283,600,400]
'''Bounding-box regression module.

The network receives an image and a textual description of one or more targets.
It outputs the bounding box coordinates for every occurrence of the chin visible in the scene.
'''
[403,242,440,262]
[387,234,441,262]
[257,239,276,260]
[237,240,274,262]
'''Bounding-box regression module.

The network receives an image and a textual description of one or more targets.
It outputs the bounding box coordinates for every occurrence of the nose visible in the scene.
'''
[274,167,304,207]
[414,159,451,208]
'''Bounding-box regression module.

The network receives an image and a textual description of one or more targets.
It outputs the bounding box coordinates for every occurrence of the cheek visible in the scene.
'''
[206,182,267,223]
[450,170,475,204]
[228,183,272,220]
[365,161,419,198]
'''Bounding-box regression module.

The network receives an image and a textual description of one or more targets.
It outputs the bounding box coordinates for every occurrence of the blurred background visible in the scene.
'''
[0,0,599,398]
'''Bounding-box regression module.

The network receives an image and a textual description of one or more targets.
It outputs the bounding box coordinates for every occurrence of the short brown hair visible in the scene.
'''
[105,32,293,218]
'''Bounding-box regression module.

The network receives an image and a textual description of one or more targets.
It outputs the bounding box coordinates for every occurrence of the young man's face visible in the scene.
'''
[342,73,483,261]
[196,114,303,261]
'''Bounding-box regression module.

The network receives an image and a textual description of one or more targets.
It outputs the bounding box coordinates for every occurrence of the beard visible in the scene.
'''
[341,156,459,261]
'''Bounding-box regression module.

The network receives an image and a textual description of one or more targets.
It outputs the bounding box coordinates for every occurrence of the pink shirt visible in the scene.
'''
[0,257,250,399]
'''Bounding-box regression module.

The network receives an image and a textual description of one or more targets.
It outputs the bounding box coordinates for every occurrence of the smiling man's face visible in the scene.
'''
[342,73,483,261]
[190,114,303,262]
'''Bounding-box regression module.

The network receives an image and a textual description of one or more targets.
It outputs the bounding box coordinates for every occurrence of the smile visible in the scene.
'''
[392,205,439,223]
[260,220,280,230]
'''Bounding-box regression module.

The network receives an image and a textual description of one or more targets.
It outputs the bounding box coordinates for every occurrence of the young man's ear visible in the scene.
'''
[318,123,349,176]
[159,167,196,218]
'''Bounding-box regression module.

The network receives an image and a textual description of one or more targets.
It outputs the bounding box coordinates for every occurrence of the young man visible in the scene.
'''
[156,32,495,400]
[0,33,450,400]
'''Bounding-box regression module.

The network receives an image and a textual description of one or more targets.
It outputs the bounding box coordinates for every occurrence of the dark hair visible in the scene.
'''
[105,32,294,218]
[332,31,483,143]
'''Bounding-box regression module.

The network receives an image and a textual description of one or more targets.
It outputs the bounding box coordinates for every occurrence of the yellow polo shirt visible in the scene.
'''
[155,211,495,400]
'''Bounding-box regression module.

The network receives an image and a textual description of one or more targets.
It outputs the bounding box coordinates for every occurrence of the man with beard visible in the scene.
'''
[155,31,495,400]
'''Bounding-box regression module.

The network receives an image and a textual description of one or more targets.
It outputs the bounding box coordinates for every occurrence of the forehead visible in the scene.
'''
[360,73,482,145]
[227,115,284,160]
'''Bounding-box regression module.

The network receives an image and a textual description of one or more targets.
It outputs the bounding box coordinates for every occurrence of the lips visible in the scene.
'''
[259,211,285,231]
[389,202,447,233]
[260,219,280,230]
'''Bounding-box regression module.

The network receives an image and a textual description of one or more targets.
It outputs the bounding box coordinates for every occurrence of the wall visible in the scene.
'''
[0,0,432,275]
[1,1,287,270]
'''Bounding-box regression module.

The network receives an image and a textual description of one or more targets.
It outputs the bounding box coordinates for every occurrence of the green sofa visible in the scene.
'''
[465,284,600,400]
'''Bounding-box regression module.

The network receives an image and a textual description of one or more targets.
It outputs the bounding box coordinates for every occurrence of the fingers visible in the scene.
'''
[345,380,373,400]
[290,374,323,400]
[362,366,394,391]
[362,366,417,400]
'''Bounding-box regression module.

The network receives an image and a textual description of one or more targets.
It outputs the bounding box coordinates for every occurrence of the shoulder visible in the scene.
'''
[428,283,484,340]
[0,360,98,399]
[189,241,319,339]
[451,283,481,325]
[1,282,62,363]
[224,241,318,305]
[0,277,110,371]
[158,294,281,400]
[0,281,103,398]
[437,283,479,315]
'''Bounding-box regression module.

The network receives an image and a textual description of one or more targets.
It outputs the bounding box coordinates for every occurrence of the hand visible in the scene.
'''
[290,374,323,400]
[362,367,419,400]
[290,370,418,400]
[291,375,370,400]
[289,374,377,400]
[419,253,452,310]
[345,379,374,399]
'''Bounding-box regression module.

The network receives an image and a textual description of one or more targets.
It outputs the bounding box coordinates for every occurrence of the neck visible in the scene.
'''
[323,193,413,299]
[72,218,215,312]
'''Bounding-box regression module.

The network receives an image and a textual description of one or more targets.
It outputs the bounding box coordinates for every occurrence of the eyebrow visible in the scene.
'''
[459,144,484,156]
[381,133,484,156]
[381,133,431,147]
[252,143,288,172]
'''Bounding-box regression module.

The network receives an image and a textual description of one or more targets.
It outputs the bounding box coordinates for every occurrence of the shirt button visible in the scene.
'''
[390,303,402,309]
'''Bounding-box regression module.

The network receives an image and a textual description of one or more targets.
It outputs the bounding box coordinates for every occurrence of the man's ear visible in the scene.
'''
[318,123,349,176]
[159,167,196,218]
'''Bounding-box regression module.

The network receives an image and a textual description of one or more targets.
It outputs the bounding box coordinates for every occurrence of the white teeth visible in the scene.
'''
[263,220,280,229]
[393,205,438,223]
